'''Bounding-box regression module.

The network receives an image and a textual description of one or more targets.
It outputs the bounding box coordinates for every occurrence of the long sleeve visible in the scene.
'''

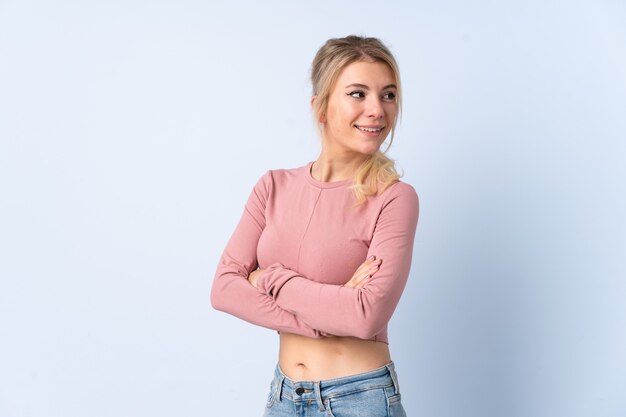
[256,182,419,341]
[210,171,327,338]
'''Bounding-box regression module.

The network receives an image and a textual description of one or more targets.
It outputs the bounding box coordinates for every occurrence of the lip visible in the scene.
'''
[355,125,385,137]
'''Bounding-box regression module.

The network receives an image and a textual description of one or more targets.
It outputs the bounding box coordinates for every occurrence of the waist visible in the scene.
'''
[269,361,401,407]
[279,333,391,380]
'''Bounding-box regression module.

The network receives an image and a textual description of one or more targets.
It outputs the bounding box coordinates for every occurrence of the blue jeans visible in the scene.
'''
[262,361,407,417]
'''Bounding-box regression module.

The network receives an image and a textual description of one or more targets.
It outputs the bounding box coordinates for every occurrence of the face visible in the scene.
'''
[318,60,398,159]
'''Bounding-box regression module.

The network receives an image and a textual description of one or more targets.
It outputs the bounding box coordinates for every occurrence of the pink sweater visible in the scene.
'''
[210,161,419,344]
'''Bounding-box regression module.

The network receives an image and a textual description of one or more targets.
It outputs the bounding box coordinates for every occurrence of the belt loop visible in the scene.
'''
[314,381,325,411]
[386,362,401,395]
[276,375,285,402]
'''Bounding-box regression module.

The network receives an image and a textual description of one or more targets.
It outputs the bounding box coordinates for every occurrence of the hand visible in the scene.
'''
[248,268,264,289]
[343,255,383,289]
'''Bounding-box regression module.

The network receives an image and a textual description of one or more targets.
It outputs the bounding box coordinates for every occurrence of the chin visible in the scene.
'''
[358,146,382,156]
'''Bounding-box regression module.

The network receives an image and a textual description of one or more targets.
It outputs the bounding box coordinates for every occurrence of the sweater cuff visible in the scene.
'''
[257,262,297,299]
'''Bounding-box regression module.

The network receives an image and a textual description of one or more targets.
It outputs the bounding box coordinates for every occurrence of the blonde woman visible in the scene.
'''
[211,35,419,417]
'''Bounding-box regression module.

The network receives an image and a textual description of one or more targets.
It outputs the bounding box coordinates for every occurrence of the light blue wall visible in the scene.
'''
[1,1,624,416]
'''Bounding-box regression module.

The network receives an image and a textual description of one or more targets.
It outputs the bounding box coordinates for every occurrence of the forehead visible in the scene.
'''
[335,60,396,87]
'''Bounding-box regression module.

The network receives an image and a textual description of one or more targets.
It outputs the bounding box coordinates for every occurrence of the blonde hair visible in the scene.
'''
[311,35,402,205]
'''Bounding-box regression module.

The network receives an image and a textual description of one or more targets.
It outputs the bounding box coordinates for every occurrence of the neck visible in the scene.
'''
[311,152,369,183]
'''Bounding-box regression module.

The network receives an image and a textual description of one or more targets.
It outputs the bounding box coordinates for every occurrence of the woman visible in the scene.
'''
[211,35,419,417]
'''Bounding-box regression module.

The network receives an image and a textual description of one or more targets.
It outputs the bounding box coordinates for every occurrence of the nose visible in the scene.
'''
[366,97,384,118]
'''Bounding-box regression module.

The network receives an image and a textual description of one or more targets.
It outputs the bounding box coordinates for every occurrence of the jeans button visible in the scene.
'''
[295,387,305,395]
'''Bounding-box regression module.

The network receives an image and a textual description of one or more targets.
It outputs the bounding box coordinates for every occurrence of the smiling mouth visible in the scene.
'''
[355,125,384,133]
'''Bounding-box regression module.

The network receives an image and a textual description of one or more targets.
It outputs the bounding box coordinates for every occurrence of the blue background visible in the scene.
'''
[1,1,625,416]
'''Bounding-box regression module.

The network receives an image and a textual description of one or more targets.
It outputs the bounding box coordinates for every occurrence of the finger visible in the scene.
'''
[355,274,370,286]
[366,257,381,267]
[353,262,373,278]
[345,273,363,287]
[370,259,383,268]
[348,273,369,287]
[349,257,379,285]
[355,275,372,289]
[345,275,365,288]
[355,259,377,276]
[368,260,382,274]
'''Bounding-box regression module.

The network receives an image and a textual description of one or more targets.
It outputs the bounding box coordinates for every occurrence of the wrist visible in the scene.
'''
[248,268,263,289]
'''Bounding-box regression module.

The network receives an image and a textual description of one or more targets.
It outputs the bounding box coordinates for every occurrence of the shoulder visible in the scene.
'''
[373,180,420,227]
[253,162,308,190]
[380,180,419,208]
[369,180,419,236]
[245,163,307,209]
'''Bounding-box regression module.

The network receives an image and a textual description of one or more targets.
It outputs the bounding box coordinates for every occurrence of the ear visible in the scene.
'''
[310,96,327,124]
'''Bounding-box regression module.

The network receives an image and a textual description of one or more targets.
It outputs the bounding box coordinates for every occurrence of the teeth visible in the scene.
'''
[357,126,383,133]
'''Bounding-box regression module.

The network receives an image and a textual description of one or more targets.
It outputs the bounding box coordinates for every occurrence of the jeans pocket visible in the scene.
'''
[325,388,388,417]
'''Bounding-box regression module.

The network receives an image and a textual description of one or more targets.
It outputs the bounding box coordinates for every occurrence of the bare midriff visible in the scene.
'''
[279,332,391,381]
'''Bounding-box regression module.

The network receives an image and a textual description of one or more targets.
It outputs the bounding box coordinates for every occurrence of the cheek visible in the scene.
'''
[330,111,355,129]
[326,100,362,129]
[384,103,398,117]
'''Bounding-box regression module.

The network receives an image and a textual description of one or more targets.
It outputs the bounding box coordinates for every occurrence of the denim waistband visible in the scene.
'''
[270,361,401,412]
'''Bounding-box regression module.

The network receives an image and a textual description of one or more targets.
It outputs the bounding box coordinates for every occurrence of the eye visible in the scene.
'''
[383,91,397,101]
[347,90,365,99]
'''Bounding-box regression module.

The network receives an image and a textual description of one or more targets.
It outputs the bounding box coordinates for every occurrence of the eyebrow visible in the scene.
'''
[344,83,397,90]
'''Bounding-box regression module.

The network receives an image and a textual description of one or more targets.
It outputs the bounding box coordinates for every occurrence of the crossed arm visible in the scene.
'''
[210,172,326,338]
[210,171,419,340]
